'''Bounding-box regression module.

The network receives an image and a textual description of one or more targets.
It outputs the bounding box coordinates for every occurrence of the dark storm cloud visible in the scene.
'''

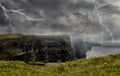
[0,3,9,26]
[68,0,94,10]
[28,0,64,9]
[0,0,120,41]
[100,4,120,15]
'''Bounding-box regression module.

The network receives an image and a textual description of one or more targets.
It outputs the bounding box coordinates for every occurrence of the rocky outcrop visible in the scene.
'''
[0,34,74,62]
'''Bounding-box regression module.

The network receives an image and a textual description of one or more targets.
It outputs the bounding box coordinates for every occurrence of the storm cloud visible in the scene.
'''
[0,0,120,41]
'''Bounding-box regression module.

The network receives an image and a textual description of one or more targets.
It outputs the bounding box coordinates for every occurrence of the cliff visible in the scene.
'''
[0,34,74,62]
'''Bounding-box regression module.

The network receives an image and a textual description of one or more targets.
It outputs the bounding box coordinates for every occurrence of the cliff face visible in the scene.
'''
[0,34,74,62]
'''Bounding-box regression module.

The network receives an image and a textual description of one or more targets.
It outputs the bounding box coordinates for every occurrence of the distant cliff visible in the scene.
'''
[0,34,74,62]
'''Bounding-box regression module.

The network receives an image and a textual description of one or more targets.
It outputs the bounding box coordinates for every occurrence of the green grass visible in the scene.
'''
[0,34,23,41]
[0,34,68,41]
[0,54,120,76]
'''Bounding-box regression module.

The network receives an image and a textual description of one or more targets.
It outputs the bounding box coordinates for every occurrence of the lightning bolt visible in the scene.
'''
[96,0,120,9]
[91,0,114,42]
[7,9,44,21]
[0,3,15,33]
[0,3,43,34]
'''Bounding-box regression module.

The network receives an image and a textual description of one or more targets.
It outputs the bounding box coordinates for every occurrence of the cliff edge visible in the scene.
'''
[0,34,74,62]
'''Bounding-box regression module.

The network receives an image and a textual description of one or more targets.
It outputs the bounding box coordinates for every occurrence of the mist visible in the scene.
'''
[0,0,120,58]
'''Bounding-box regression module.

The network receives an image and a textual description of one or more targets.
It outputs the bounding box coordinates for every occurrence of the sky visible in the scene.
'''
[0,0,120,42]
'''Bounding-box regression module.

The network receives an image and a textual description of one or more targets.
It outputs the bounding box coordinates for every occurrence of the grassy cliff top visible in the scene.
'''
[0,34,23,41]
[0,54,120,76]
[0,34,69,41]
[0,33,71,47]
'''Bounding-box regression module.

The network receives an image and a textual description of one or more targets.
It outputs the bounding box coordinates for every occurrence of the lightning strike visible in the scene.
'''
[0,3,15,33]
[0,3,43,33]
[91,0,114,42]
[7,10,44,21]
